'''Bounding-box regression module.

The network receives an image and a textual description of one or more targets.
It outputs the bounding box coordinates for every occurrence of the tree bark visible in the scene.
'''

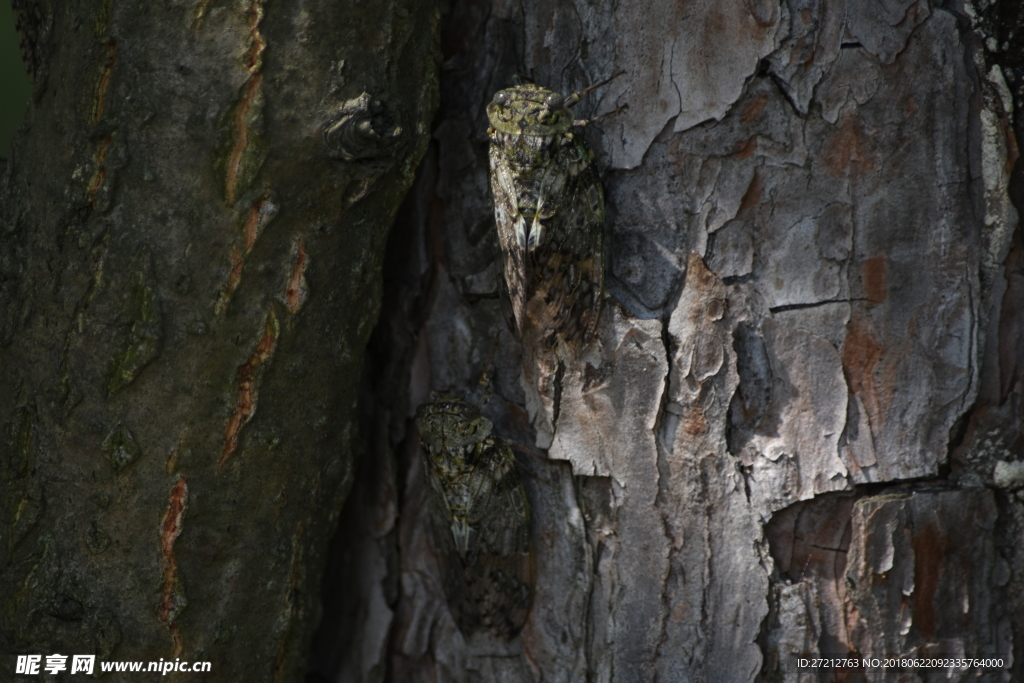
[317,0,1024,682]
[0,1,437,680]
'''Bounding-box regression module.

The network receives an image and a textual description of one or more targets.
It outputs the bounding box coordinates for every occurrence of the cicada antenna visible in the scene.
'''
[564,69,626,109]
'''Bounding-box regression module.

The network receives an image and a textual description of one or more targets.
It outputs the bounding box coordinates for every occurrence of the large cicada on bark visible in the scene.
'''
[414,394,533,639]
[486,82,609,347]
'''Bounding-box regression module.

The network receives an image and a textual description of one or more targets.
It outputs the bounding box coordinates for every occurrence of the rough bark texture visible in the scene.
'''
[0,1,437,680]
[315,0,1024,681]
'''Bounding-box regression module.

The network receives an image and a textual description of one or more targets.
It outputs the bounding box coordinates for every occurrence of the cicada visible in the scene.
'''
[415,394,532,639]
[486,81,611,346]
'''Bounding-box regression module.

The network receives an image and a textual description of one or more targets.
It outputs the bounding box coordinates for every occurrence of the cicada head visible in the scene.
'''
[415,393,493,453]
[487,84,573,138]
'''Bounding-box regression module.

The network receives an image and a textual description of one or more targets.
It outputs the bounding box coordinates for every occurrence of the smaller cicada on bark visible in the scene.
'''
[415,394,532,639]
[487,80,615,347]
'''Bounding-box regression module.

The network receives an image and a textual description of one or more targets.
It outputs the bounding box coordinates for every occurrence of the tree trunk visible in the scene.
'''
[315,0,1024,682]
[0,1,437,680]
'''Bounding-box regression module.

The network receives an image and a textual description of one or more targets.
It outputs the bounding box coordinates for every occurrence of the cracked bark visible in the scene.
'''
[0,1,438,680]
[326,0,1022,681]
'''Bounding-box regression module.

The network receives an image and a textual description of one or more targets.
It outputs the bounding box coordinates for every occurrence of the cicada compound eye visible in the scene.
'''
[543,92,564,110]
[493,90,511,106]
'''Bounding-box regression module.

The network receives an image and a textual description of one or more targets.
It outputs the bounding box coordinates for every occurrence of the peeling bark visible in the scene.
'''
[316,0,1023,681]
[8,0,1015,680]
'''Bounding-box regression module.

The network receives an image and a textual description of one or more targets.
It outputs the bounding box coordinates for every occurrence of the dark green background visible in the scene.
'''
[1,4,32,157]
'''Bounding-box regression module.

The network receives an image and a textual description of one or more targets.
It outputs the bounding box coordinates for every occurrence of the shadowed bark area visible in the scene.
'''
[315,0,1024,682]
[0,1,437,680]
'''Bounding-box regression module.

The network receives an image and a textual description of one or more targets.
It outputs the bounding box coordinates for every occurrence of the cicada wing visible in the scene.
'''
[489,146,529,337]
[448,438,533,638]
[524,134,605,346]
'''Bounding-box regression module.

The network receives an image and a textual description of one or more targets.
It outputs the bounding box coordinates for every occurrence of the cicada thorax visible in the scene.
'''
[414,395,533,639]
[487,84,606,347]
